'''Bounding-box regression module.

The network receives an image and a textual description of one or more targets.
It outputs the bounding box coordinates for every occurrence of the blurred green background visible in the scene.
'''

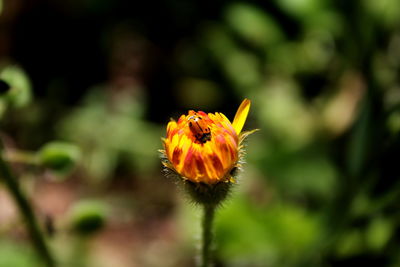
[1,0,400,266]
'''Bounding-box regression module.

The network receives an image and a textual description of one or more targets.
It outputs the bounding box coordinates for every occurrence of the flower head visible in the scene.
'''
[161,99,252,185]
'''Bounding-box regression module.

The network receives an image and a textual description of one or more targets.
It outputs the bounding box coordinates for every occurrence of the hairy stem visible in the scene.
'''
[201,204,215,267]
[0,141,55,267]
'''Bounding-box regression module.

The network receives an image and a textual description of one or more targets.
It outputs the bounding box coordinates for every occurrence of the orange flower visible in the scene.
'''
[161,99,252,185]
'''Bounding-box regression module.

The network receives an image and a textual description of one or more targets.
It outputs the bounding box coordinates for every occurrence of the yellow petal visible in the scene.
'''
[232,99,251,134]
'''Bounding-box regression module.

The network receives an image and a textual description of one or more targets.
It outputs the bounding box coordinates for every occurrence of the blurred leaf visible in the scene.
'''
[257,79,316,148]
[275,0,343,36]
[305,10,343,36]
[216,196,320,266]
[0,240,39,267]
[224,3,283,47]
[275,0,323,18]
[202,24,263,93]
[366,217,393,252]
[335,229,364,257]
[297,30,336,72]
[222,50,263,91]
[363,0,400,28]
[277,152,338,199]
[387,111,400,135]
[350,193,372,218]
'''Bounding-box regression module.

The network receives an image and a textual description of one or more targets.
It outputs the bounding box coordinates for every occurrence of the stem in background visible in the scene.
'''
[201,204,216,267]
[3,149,38,165]
[0,141,55,267]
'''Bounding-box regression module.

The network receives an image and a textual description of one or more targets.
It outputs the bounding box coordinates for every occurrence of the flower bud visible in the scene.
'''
[37,142,81,174]
[161,99,255,206]
[68,200,106,236]
[0,65,32,108]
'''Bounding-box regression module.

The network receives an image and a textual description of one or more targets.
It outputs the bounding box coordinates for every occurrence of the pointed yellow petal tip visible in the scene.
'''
[232,98,251,135]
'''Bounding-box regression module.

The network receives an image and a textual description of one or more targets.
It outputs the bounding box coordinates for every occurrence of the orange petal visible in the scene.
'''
[232,99,251,134]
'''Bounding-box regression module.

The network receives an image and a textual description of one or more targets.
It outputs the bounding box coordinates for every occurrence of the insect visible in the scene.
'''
[188,114,211,143]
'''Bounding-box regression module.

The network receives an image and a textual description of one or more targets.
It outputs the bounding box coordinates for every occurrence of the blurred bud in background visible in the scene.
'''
[68,200,107,236]
[37,141,81,176]
[0,64,32,116]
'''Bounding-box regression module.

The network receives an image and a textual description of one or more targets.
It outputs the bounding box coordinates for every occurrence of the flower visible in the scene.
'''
[161,99,253,185]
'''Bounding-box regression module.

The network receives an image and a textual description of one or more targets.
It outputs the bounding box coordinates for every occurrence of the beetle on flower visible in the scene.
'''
[160,98,255,188]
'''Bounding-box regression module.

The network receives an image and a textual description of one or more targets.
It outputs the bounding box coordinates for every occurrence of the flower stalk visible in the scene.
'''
[201,204,216,267]
[0,139,55,267]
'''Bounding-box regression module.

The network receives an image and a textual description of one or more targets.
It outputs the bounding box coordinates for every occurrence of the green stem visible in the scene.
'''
[0,141,55,267]
[201,204,215,267]
[3,149,38,165]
